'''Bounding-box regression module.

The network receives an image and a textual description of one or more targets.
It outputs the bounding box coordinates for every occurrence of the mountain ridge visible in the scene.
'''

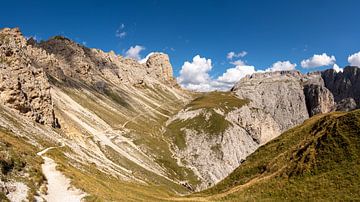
[0,27,359,201]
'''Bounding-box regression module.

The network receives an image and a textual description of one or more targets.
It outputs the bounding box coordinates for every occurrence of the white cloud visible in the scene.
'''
[227,52,236,60]
[227,51,247,60]
[116,23,126,38]
[217,65,256,84]
[230,59,246,66]
[333,64,343,73]
[348,51,360,67]
[266,61,297,72]
[177,55,258,92]
[139,52,154,64]
[177,55,212,87]
[116,31,126,38]
[125,45,145,60]
[139,52,165,64]
[301,53,336,68]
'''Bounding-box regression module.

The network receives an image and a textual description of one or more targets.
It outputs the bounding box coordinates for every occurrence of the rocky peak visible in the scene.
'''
[302,71,335,116]
[245,70,303,80]
[0,27,26,47]
[145,53,174,83]
[232,70,309,132]
[321,66,360,109]
[234,67,360,118]
[0,28,58,127]
[0,28,180,128]
[37,37,175,86]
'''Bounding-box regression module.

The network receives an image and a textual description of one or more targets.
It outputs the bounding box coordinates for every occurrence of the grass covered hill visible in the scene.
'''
[188,109,360,201]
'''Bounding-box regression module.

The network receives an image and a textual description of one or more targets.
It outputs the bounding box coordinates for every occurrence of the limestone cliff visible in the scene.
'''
[172,71,311,189]
[36,36,175,87]
[0,28,58,127]
[303,72,335,116]
[166,68,360,190]
[145,53,174,83]
[0,27,199,200]
[321,66,360,109]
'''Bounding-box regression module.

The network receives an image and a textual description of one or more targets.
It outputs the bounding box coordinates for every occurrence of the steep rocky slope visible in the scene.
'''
[166,71,311,189]
[321,66,360,110]
[0,27,198,201]
[0,28,57,126]
[165,68,360,190]
[190,109,360,201]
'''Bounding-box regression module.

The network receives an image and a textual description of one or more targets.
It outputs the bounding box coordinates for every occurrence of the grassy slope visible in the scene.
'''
[165,92,248,150]
[185,91,249,113]
[47,147,182,202]
[189,109,360,201]
[0,128,45,201]
[47,77,202,198]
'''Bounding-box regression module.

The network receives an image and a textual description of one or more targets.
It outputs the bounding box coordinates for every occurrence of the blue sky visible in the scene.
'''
[1,0,360,90]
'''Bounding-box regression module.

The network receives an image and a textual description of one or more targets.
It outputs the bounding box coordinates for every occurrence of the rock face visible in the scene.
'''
[321,66,360,108]
[36,37,174,87]
[168,68,360,191]
[336,97,357,111]
[0,27,199,199]
[303,72,335,116]
[0,28,58,126]
[145,53,174,83]
[303,84,335,116]
[232,71,309,133]
[168,71,313,190]
[0,27,177,126]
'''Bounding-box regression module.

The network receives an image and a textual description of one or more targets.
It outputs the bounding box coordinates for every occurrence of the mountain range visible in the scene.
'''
[0,27,359,201]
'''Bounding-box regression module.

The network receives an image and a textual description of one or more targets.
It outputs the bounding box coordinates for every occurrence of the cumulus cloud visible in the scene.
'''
[301,53,336,68]
[125,45,145,60]
[216,65,256,87]
[227,51,247,60]
[177,55,212,87]
[348,51,360,67]
[177,55,258,91]
[116,23,126,38]
[333,64,343,73]
[177,53,302,92]
[266,61,297,72]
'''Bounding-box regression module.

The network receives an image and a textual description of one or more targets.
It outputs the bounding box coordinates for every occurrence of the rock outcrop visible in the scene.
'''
[145,53,174,83]
[36,37,174,87]
[303,84,335,116]
[321,66,360,108]
[168,68,360,190]
[0,27,195,199]
[0,28,58,127]
[336,97,357,111]
[168,72,312,190]
[232,71,309,133]
[303,72,335,116]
